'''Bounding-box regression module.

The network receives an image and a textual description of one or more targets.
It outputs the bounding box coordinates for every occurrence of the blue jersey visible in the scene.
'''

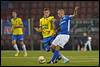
[58,15,73,35]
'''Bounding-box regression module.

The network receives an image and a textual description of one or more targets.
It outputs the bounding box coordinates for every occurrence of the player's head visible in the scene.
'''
[43,8,50,17]
[12,11,17,18]
[83,32,87,36]
[57,9,65,18]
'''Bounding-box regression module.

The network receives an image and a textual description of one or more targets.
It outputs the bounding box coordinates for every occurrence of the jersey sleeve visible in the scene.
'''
[11,19,15,28]
[11,19,13,27]
[39,19,42,27]
[11,19,13,25]
[69,15,74,19]
[18,18,23,25]
[49,16,54,21]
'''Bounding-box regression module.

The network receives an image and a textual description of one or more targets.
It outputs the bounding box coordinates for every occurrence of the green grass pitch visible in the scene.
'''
[1,50,99,66]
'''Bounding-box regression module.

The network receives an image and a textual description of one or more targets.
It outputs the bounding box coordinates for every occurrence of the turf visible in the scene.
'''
[1,50,99,66]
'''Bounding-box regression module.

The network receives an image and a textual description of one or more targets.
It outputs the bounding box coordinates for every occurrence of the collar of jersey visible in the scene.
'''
[43,16,49,18]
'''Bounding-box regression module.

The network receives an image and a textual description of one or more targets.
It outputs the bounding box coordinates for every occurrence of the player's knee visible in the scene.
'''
[12,40,16,45]
[50,45,60,52]
[51,46,60,52]
[55,46,60,51]
[20,41,24,45]
[50,45,55,52]
[50,45,56,49]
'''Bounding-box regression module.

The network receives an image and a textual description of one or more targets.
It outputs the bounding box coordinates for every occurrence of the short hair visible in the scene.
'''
[43,8,50,11]
[12,11,17,14]
[58,9,65,12]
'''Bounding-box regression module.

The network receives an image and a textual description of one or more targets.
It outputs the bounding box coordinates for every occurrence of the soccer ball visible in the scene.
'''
[38,56,46,64]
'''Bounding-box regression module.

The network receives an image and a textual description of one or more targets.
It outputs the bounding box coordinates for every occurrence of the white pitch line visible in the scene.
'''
[1,57,37,59]
[1,57,98,59]
[70,61,99,62]
[1,57,99,63]
[1,57,98,63]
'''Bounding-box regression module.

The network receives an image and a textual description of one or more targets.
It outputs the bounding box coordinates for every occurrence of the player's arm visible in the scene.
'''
[51,18,57,35]
[50,16,56,23]
[34,19,42,32]
[11,19,14,33]
[11,26,14,33]
[52,18,56,23]
[70,6,79,17]
[34,27,42,32]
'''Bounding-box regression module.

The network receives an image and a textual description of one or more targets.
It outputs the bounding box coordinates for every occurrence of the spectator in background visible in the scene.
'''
[77,36,84,51]
[84,36,92,51]
[76,32,88,51]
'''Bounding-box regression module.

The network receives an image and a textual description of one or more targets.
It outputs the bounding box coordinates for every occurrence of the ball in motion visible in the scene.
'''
[38,56,46,64]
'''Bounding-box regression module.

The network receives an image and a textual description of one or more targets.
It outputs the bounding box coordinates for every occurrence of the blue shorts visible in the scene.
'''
[42,36,56,51]
[12,35,24,41]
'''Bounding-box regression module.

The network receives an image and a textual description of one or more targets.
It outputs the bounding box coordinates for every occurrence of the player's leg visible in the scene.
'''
[54,49,69,63]
[42,42,50,52]
[88,41,92,51]
[47,45,61,64]
[42,37,53,52]
[48,45,69,64]
[77,44,80,51]
[20,41,27,56]
[60,54,69,63]
[57,35,70,63]
[84,42,88,51]
[80,44,83,51]
[48,35,70,64]
[49,35,61,63]
[53,47,69,63]
[12,35,19,56]
[19,35,27,56]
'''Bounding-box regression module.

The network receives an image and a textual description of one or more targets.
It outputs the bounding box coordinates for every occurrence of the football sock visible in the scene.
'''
[13,44,19,52]
[46,45,50,51]
[60,54,67,60]
[50,49,60,62]
[22,44,27,53]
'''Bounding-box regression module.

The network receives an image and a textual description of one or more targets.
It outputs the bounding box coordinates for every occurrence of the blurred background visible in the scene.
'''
[1,1,99,50]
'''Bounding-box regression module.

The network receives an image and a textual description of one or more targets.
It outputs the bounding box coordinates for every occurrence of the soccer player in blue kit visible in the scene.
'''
[47,6,78,64]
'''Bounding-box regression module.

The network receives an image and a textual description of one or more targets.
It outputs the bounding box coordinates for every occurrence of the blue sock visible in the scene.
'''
[44,45,50,52]
[50,49,60,62]
[46,46,50,51]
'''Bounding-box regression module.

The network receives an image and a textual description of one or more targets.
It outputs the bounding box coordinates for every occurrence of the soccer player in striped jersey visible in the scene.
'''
[11,11,27,56]
[48,6,78,64]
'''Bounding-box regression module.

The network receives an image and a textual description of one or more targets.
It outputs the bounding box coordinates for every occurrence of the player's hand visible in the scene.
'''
[11,28,13,33]
[11,27,14,33]
[75,6,79,10]
[52,19,56,22]
[34,27,39,31]
[52,32,56,36]
[34,27,42,32]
